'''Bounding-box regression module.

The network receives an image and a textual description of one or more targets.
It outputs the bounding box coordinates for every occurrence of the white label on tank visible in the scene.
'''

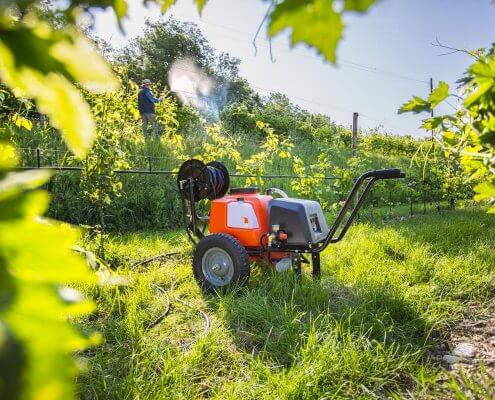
[227,201,259,229]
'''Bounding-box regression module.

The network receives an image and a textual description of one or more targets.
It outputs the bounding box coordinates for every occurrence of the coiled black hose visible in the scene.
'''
[207,165,226,199]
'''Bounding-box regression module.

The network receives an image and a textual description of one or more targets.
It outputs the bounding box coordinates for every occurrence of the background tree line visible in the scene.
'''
[1,15,475,233]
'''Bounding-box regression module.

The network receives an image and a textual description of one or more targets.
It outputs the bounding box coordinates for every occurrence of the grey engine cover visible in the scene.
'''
[269,198,329,245]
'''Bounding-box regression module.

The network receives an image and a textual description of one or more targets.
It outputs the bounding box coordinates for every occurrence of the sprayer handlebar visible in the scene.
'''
[363,169,405,180]
[315,167,405,252]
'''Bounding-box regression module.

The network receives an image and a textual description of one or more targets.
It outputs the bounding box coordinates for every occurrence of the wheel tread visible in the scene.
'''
[192,233,250,293]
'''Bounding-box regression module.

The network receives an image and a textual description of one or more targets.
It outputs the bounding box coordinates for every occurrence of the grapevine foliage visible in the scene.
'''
[399,46,495,212]
[236,121,294,187]
[0,142,97,400]
[0,2,121,400]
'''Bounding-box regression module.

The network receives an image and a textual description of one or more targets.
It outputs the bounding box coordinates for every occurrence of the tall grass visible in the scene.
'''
[76,209,495,399]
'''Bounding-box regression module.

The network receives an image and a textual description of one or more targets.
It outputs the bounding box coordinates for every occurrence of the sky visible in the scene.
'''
[93,0,495,138]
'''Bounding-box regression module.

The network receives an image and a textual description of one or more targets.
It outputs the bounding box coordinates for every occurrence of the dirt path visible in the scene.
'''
[442,302,494,374]
[430,301,495,397]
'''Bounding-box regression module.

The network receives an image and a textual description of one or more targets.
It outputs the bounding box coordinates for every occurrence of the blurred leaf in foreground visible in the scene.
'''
[0,141,98,400]
[0,16,118,158]
[269,0,376,63]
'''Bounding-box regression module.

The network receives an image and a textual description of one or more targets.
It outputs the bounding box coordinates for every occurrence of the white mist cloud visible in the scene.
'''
[167,57,228,120]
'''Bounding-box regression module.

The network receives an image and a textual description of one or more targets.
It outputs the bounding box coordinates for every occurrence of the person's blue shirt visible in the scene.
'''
[138,87,160,114]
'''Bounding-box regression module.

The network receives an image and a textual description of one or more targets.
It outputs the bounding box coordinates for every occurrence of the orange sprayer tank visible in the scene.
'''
[209,192,272,247]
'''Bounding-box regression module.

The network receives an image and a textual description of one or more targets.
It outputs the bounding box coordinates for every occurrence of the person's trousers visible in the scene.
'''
[141,113,158,137]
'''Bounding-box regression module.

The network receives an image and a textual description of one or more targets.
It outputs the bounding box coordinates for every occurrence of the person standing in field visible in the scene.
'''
[138,79,161,138]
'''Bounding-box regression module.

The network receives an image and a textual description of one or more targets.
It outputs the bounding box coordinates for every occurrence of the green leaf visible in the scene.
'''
[0,46,95,158]
[442,131,458,147]
[0,170,52,201]
[464,57,495,107]
[0,21,118,158]
[469,57,495,79]
[428,81,449,108]
[194,0,209,14]
[0,322,24,400]
[421,115,456,130]
[0,27,71,80]
[478,130,495,144]
[398,96,430,114]
[343,0,375,12]
[158,0,209,15]
[160,0,177,12]
[473,180,495,202]
[399,82,449,114]
[113,0,128,18]
[0,190,49,221]
[269,0,344,63]
[0,143,17,170]
[36,74,97,157]
[0,173,97,400]
[12,113,32,130]
[50,29,120,93]
[464,81,493,108]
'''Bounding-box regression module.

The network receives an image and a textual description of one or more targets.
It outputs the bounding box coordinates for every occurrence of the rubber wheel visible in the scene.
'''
[193,233,250,293]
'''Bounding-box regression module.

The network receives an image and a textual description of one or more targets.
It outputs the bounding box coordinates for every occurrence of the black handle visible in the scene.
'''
[365,169,405,179]
[316,166,404,251]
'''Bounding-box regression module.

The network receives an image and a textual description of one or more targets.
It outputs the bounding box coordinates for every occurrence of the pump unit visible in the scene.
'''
[269,198,329,246]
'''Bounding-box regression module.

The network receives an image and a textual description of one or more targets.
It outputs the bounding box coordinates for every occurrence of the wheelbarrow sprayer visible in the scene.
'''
[177,159,404,293]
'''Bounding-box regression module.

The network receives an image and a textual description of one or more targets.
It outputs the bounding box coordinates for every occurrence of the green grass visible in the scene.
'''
[76,209,495,399]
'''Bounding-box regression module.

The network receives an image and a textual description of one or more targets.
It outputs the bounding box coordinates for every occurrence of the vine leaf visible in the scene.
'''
[474,180,495,213]
[473,180,495,201]
[159,0,372,63]
[421,115,456,130]
[398,96,430,114]
[160,0,208,13]
[0,22,118,158]
[0,170,52,200]
[113,0,128,18]
[399,81,449,115]
[442,131,459,147]
[194,0,209,14]
[428,81,449,108]
[269,0,344,63]
[464,58,495,107]
[464,81,494,108]
[50,30,120,93]
[343,0,375,12]
[12,114,32,130]
[0,155,98,399]
[159,0,177,12]
[36,75,96,157]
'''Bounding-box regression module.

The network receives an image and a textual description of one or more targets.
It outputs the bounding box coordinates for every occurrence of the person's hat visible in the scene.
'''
[141,79,152,86]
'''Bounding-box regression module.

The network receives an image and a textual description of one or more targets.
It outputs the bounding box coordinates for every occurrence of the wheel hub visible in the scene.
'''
[202,248,234,286]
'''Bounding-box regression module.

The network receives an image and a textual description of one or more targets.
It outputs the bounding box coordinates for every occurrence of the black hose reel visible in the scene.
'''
[177,159,230,202]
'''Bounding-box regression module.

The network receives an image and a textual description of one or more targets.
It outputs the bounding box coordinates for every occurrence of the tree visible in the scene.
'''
[117,18,216,90]
[116,17,255,116]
